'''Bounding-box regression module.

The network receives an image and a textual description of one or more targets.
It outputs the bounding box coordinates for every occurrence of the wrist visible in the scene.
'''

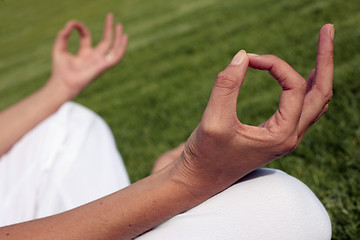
[107,163,208,238]
[45,76,78,102]
[168,155,226,203]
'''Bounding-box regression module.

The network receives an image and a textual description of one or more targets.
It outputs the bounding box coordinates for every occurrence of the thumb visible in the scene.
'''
[203,50,249,123]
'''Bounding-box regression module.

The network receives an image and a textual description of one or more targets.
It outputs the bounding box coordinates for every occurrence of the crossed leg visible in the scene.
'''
[0,103,331,239]
[137,168,331,240]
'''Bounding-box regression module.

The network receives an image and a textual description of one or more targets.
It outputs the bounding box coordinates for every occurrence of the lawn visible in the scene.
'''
[0,0,359,238]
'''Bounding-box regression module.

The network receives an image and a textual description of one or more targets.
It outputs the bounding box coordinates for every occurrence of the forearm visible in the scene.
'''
[0,78,71,156]
[0,162,206,240]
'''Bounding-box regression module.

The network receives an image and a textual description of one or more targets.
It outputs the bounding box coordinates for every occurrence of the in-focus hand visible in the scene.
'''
[49,13,128,100]
[152,143,185,173]
[173,24,334,197]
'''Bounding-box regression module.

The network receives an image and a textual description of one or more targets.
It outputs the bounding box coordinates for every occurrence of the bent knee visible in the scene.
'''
[138,168,331,240]
[237,168,332,239]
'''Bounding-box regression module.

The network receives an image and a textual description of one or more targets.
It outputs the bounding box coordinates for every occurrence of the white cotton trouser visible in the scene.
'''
[0,102,332,239]
[0,102,130,226]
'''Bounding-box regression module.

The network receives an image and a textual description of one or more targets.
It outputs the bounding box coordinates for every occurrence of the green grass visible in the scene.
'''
[0,0,359,238]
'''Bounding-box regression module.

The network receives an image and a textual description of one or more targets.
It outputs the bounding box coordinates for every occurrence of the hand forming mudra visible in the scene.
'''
[0,12,333,238]
[170,24,334,198]
[49,13,128,100]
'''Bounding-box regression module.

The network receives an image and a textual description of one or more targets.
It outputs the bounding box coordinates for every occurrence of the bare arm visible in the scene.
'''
[0,24,334,239]
[0,167,202,239]
[0,13,128,156]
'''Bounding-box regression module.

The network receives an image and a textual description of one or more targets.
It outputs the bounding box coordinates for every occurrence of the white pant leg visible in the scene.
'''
[0,102,130,227]
[137,168,331,240]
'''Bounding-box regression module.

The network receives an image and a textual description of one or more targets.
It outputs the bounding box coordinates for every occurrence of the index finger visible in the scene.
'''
[248,55,307,132]
[53,21,74,53]
[53,21,91,53]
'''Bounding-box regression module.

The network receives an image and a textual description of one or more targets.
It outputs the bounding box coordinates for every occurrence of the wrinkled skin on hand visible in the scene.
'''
[172,24,334,197]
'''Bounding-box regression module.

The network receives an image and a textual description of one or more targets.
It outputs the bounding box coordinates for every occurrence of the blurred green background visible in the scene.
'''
[0,0,359,238]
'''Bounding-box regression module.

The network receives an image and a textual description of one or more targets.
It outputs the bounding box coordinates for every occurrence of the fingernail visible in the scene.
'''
[230,50,247,65]
[330,24,335,41]
[247,53,259,57]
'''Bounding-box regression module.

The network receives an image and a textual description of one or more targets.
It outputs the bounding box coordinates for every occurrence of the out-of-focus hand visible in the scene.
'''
[173,24,334,197]
[49,13,128,100]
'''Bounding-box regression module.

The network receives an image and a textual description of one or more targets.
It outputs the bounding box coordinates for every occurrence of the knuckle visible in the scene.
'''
[201,123,224,139]
[314,85,333,104]
[199,117,230,142]
[284,135,299,152]
[318,50,334,63]
[271,132,299,154]
[267,55,283,65]
[215,71,238,91]
[326,90,334,103]
[265,54,279,61]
